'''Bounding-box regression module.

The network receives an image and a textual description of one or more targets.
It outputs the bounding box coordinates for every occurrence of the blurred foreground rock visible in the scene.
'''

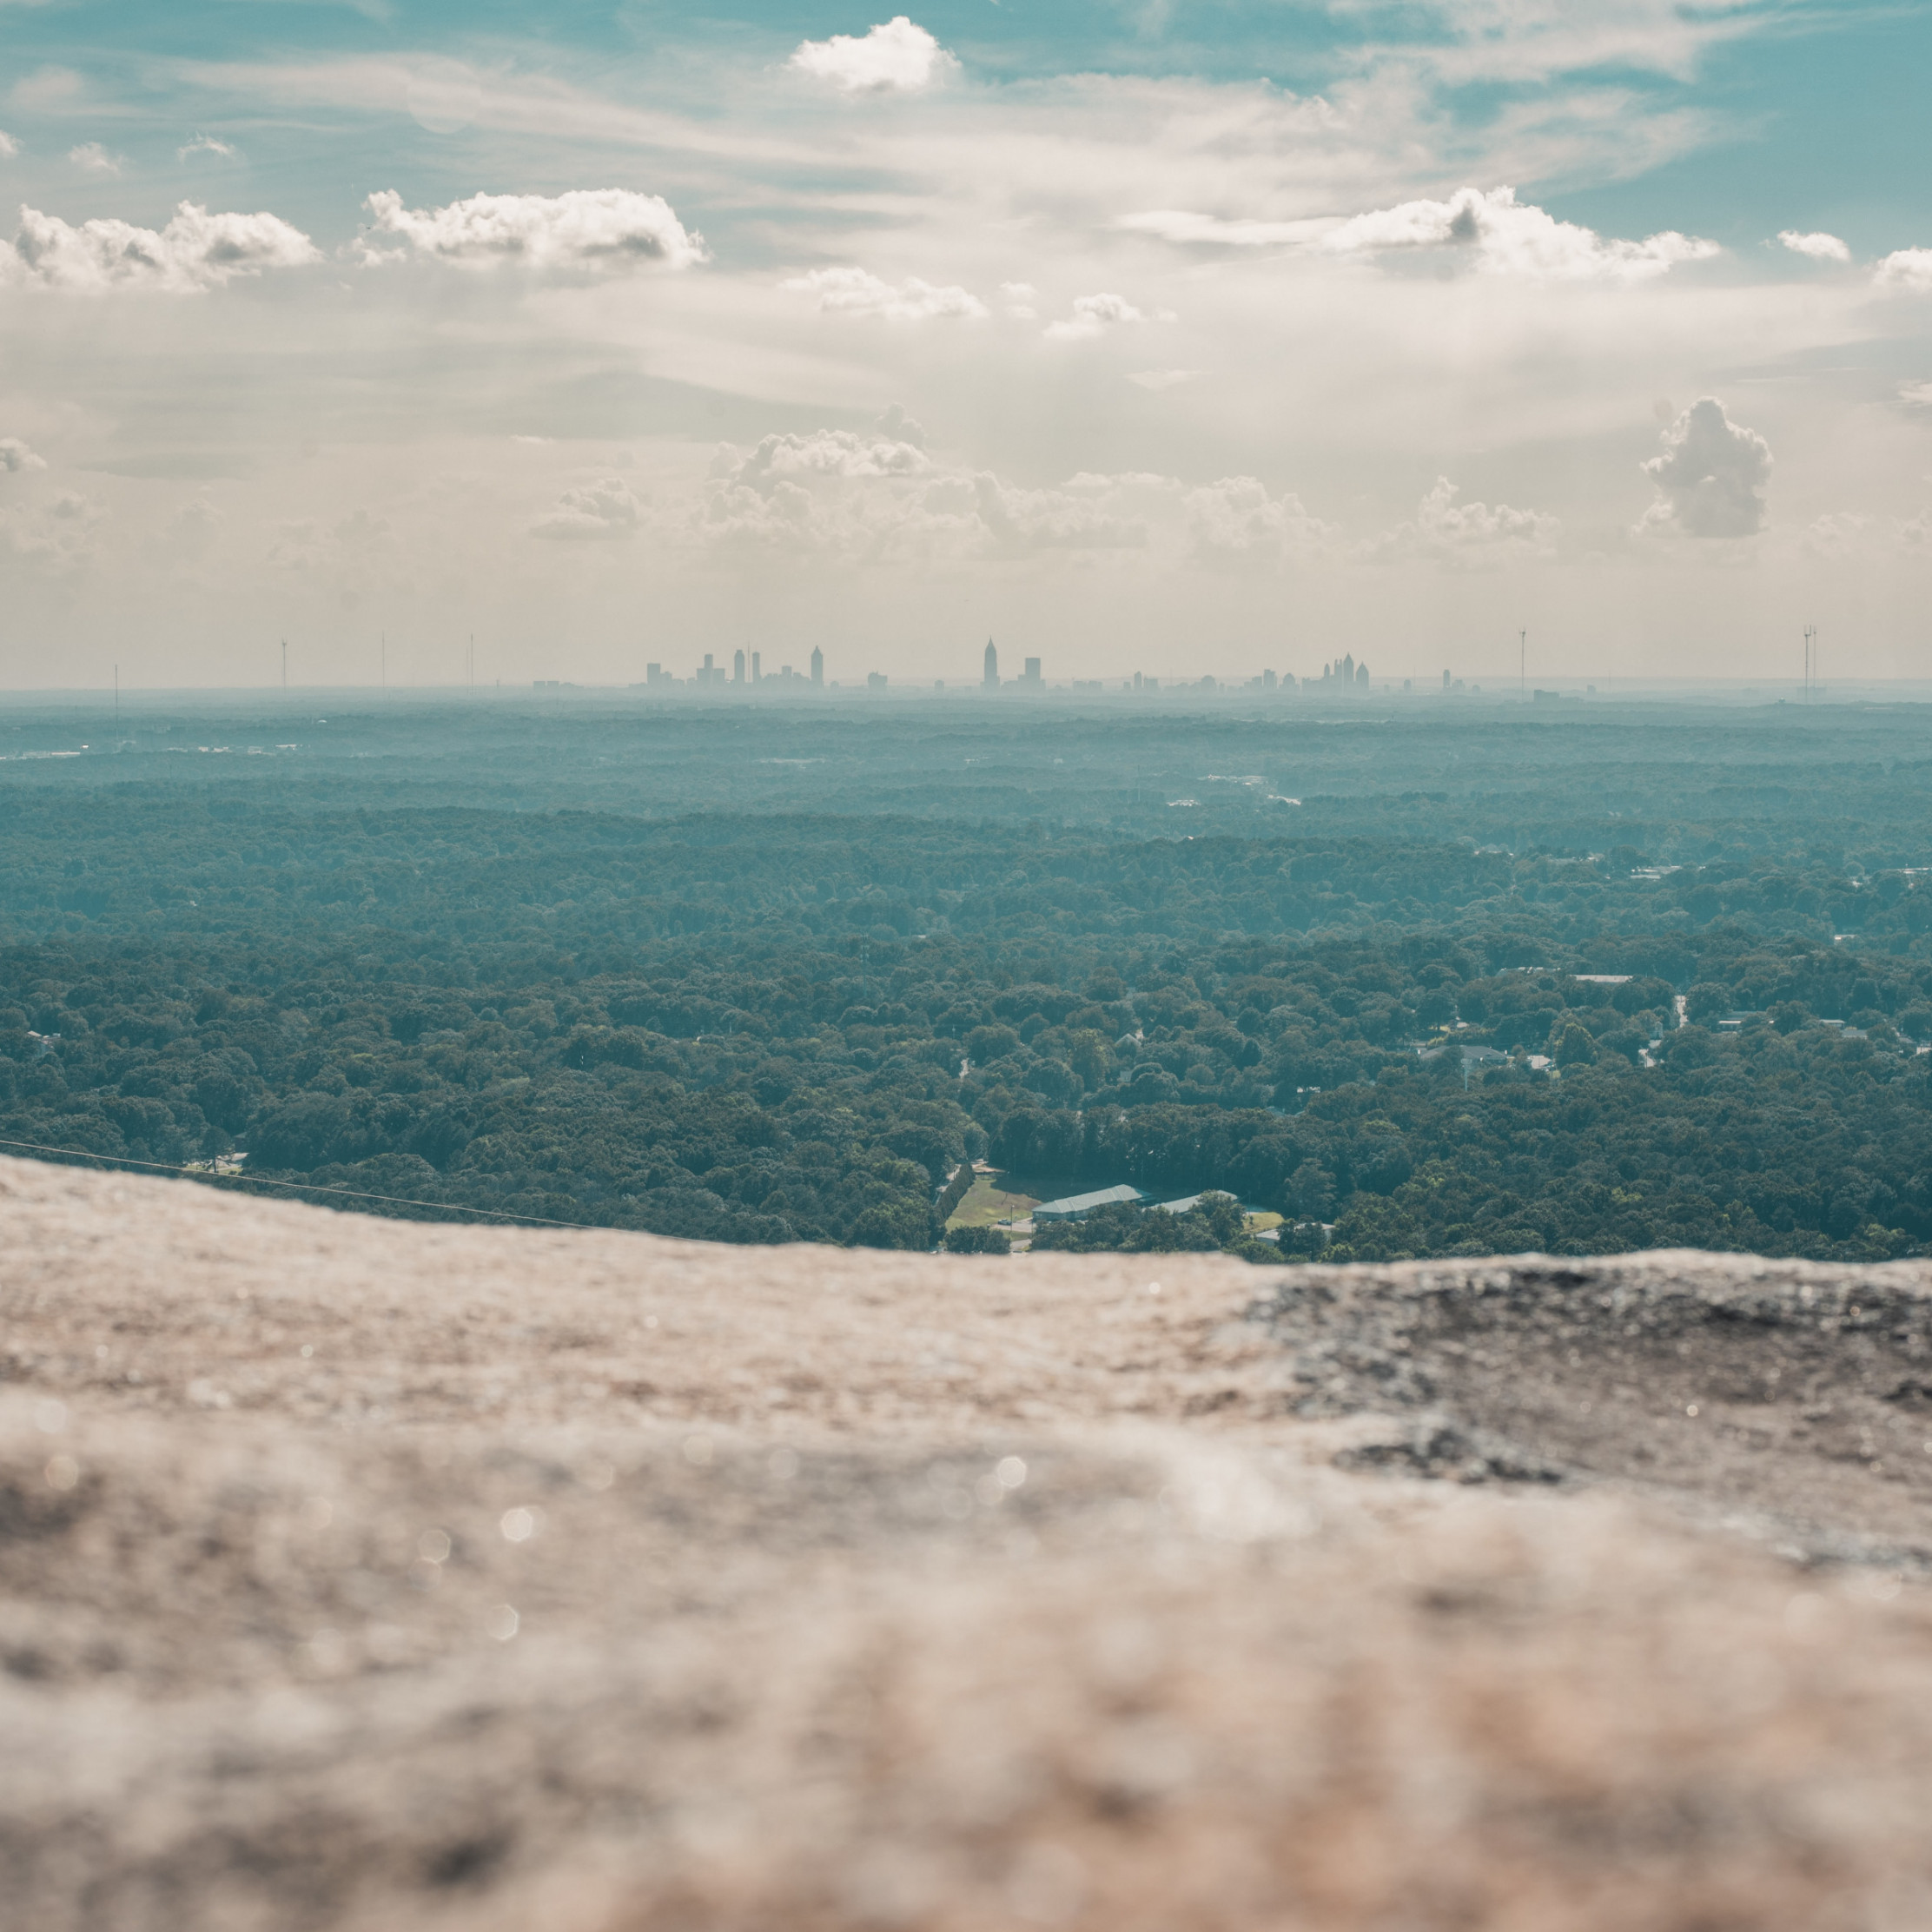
[4,1154,1932,1930]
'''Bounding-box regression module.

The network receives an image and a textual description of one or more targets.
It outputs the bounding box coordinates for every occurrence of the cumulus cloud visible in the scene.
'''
[361,189,706,274]
[1186,476,1335,564]
[532,478,644,540]
[1365,477,1559,564]
[734,427,929,486]
[0,132,18,161]
[1875,248,1932,294]
[0,437,46,473]
[178,135,238,162]
[783,265,985,320]
[998,281,1036,319]
[1899,380,1932,410]
[1044,292,1148,342]
[1778,229,1849,262]
[68,142,121,176]
[789,17,955,94]
[10,201,319,291]
[1324,185,1718,281]
[687,433,1169,562]
[1638,398,1771,539]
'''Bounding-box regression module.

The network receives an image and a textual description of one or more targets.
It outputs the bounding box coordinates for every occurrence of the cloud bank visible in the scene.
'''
[10,201,319,291]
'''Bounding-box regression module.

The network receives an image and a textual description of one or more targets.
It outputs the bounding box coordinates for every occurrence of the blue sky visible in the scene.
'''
[2,3,1929,685]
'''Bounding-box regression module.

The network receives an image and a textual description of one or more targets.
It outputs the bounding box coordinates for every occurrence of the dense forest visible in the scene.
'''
[4,692,1931,1263]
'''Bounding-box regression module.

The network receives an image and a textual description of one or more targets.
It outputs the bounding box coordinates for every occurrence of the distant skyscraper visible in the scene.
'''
[1341,652,1355,684]
[810,645,824,686]
[983,638,998,689]
[1356,661,1369,687]
[733,648,745,685]
[1022,656,1042,685]
[751,651,761,683]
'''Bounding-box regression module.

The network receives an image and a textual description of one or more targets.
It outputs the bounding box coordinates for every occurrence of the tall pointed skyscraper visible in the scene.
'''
[810,645,824,686]
[983,638,998,689]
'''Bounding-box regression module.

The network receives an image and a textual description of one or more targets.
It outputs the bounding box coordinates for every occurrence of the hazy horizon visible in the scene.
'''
[2,2,1929,686]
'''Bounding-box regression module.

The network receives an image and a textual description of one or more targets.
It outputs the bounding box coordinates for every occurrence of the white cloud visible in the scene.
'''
[0,436,46,472]
[686,439,1164,561]
[68,142,122,176]
[734,428,929,486]
[1323,185,1718,281]
[1899,381,1932,410]
[1777,229,1849,262]
[790,17,955,95]
[361,189,707,274]
[531,478,644,541]
[1045,292,1148,342]
[1875,248,1932,294]
[1186,476,1335,564]
[1365,477,1559,564]
[1129,369,1202,391]
[1120,209,1324,249]
[782,265,985,320]
[0,132,18,161]
[11,201,320,291]
[1638,398,1771,539]
[178,135,238,162]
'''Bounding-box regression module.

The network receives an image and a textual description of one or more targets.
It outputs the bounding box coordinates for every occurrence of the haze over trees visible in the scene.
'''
[4,691,1931,1262]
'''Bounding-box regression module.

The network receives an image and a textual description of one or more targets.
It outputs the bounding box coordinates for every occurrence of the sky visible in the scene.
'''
[0,1,1929,690]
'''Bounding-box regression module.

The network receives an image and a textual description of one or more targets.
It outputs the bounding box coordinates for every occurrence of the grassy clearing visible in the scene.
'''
[945,1170,1083,1229]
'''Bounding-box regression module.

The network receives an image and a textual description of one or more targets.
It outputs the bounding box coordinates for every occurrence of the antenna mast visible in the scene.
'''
[281,638,288,691]
[1803,625,1816,699]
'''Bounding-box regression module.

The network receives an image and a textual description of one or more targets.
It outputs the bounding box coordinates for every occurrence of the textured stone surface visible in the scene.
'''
[5,1155,1932,1930]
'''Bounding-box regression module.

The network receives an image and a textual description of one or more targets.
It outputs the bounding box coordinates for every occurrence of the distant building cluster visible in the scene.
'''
[586,636,1497,698]
[640,645,825,691]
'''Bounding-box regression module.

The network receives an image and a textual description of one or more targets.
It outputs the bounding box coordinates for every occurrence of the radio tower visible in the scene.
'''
[1803,625,1816,699]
